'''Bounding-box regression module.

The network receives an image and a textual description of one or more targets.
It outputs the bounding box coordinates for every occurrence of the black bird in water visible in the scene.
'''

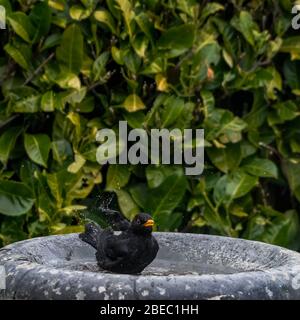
[79,205,159,274]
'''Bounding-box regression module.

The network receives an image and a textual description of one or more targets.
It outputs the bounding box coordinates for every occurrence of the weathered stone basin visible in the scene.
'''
[1,232,300,300]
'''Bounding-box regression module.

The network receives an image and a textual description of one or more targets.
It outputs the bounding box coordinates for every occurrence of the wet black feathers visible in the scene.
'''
[79,223,101,250]
[79,196,159,274]
[101,208,131,231]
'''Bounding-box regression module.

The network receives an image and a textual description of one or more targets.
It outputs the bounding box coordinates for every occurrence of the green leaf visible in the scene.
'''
[8,12,35,43]
[146,165,183,189]
[203,205,229,234]
[116,0,134,38]
[123,50,141,74]
[226,170,258,202]
[129,183,148,209]
[268,210,299,248]
[24,134,51,168]
[275,100,299,122]
[70,5,92,20]
[0,127,22,164]
[266,67,282,100]
[123,94,145,112]
[158,24,195,51]
[142,57,164,74]
[47,172,63,208]
[280,36,300,60]
[244,208,300,249]
[135,12,154,41]
[106,164,131,191]
[92,52,110,81]
[146,174,187,221]
[13,95,41,113]
[74,96,95,113]
[132,35,149,58]
[205,109,247,143]
[192,42,221,73]
[231,11,259,47]
[94,10,118,34]
[123,111,145,128]
[55,71,81,90]
[213,174,230,205]
[201,90,215,117]
[106,0,122,20]
[20,160,40,194]
[115,189,140,220]
[0,217,28,245]
[4,43,32,70]
[199,2,224,25]
[283,60,300,94]
[160,96,185,127]
[41,33,62,51]
[52,139,73,165]
[268,101,299,125]
[283,160,300,202]
[53,225,85,234]
[56,24,84,74]
[242,158,278,178]
[111,46,125,65]
[30,2,52,43]
[214,170,258,205]
[207,143,242,173]
[0,180,35,216]
[48,0,65,11]
[51,171,94,206]
[67,154,86,174]
[41,91,57,112]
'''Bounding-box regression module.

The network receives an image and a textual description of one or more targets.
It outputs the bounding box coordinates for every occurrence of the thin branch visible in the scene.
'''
[245,59,272,74]
[87,80,103,92]
[0,115,19,130]
[23,52,55,86]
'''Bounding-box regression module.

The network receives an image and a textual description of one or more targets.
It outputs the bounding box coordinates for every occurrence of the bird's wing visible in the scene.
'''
[104,235,132,260]
[79,222,102,249]
[102,208,131,231]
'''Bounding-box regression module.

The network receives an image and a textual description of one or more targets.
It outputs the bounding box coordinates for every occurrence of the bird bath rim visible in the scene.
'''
[1,232,300,300]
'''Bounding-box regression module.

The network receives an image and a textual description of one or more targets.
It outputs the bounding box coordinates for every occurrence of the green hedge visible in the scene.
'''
[0,0,300,249]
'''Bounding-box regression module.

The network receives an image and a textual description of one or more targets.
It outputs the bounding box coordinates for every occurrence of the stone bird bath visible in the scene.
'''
[1,232,300,300]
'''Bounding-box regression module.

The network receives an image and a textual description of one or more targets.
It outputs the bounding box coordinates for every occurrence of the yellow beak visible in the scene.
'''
[143,219,154,227]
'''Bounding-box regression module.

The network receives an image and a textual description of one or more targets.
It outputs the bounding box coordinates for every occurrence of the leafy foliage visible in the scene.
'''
[0,0,300,250]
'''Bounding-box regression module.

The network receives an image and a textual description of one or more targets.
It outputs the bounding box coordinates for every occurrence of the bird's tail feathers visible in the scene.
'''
[79,222,101,249]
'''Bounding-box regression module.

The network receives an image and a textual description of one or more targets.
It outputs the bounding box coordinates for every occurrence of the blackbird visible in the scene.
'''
[79,212,159,274]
